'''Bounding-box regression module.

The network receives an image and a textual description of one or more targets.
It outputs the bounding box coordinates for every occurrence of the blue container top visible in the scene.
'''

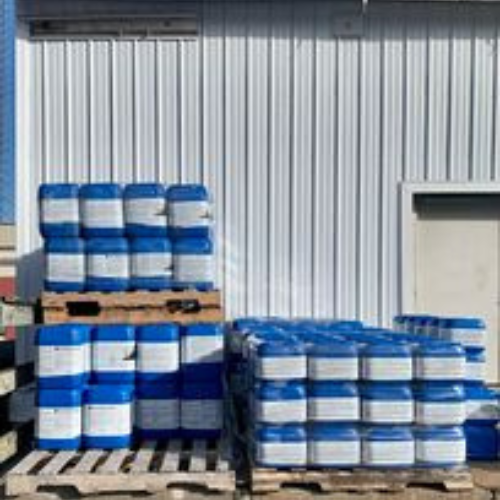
[416,343,465,358]
[84,385,134,404]
[442,318,486,330]
[37,389,82,407]
[86,238,129,254]
[255,424,306,442]
[173,237,213,255]
[137,324,178,342]
[414,426,465,440]
[36,324,91,346]
[181,382,223,399]
[130,238,171,253]
[166,184,209,202]
[308,381,358,398]
[45,238,84,254]
[308,338,358,358]
[414,382,465,402]
[308,423,360,441]
[255,339,305,357]
[363,343,412,358]
[361,382,413,400]
[232,317,282,331]
[183,323,223,338]
[467,349,486,361]
[364,426,413,441]
[39,183,80,199]
[324,320,364,331]
[80,183,123,199]
[465,384,497,401]
[254,381,306,400]
[92,324,135,342]
[136,383,179,399]
[124,183,166,199]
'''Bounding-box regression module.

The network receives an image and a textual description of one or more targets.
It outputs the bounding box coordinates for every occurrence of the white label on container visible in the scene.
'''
[362,441,415,466]
[136,399,179,429]
[255,400,307,424]
[445,328,485,348]
[83,199,123,229]
[41,199,79,224]
[416,440,465,464]
[362,400,414,424]
[84,403,131,436]
[466,400,500,420]
[362,358,413,380]
[138,342,179,373]
[415,357,465,380]
[131,252,172,278]
[415,402,465,425]
[125,198,166,227]
[256,442,307,466]
[37,407,81,439]
[181,400,222,430]
[308,441,361,465]
[88,254,129,279]
[308,358,359,381]
[174,255,214,282]
[169,201,211,228]
[467,362,485,382]
[93,341,135,373]
[37,345,85,377]
[256,356,307,380]
[182,336,223,365]
[308,397,360,421]
[46,254,85,283]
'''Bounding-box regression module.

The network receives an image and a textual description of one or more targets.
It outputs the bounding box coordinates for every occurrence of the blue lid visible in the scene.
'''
[181,382,223,399]
[465,385,497,401]
[36,324,91,346]
[86,238,129,254]
[173,237,213,254]
[124,183,166,199]
[45,238,84,253]
[183,323,223,337]
[80,183,123,199]
[414,382,465,402]
[130,238,171,253]
[364,426,413,441]
[39,183,80,199]
[417,343,465,358]
[137,324,179,342]
[255,424,306,442]
[136,382,179,399]
[93,324,135,342]
[467,349,486,361]
[308,423,359,441]
[255,339,305,357]
[84,385,134,404]
[414,426,464,440]
[232,317,282,331]
[363,343,412,358]
[37,389,82,407]
[442,318,486,329]
[167,184,209,202]
[254,381,306,400]
[308,339,358,358]
[361,382,413,400]
[308,381,358,398]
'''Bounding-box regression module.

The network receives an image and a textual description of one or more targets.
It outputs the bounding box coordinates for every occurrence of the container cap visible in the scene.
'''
[80,183,123,199]
[255,339,305,357]
[254,381,306,400]
[130,238,171,252]
[255,424,306,442]
[86,238,129,254]
[92,324,135,342]
[37,389,82,407]
[308,381,358,398]
[172,237,213,254]
[363,426,413,441]
[442,318,486,329]
[36,324,92,346]
[414,382,465,402]
[363,343,412,358]
[414,426,465,440]
[45,238,84,253]
[167,184,209,202]
[416,343,465,358]
[84,385,134,404]
[39,183,80,199]
[308,423,359,441]
[184,323,223,337]
[361,382,413,400]
[124,183,166,198]
[137,324,179,342]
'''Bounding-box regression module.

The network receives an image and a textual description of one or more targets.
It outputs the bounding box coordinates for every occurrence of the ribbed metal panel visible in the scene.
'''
[16,1,500,324]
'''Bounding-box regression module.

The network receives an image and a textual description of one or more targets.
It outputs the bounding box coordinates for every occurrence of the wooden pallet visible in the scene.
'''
[41,290,224,325]
[5,439,235,497]
[250,466,474,494]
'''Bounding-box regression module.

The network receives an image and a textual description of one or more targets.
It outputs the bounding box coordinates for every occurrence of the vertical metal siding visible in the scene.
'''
[16,1,500,324]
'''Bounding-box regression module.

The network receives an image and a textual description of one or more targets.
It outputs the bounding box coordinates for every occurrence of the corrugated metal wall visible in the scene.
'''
[16,0,500,324]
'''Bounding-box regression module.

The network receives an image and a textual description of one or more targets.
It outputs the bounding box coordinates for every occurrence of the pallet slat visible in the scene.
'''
[6,439,235,497]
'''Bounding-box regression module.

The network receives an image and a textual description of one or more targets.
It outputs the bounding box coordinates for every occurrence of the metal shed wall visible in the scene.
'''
[16,0,500,324]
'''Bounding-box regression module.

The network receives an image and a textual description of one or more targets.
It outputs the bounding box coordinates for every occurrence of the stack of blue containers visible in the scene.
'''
[231,318,468,469]
[39,182,215,292]
[35,322,224,449]
[398,314,499,461]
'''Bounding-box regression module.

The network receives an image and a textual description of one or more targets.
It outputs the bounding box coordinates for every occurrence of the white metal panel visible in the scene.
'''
[16,1,500,325]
